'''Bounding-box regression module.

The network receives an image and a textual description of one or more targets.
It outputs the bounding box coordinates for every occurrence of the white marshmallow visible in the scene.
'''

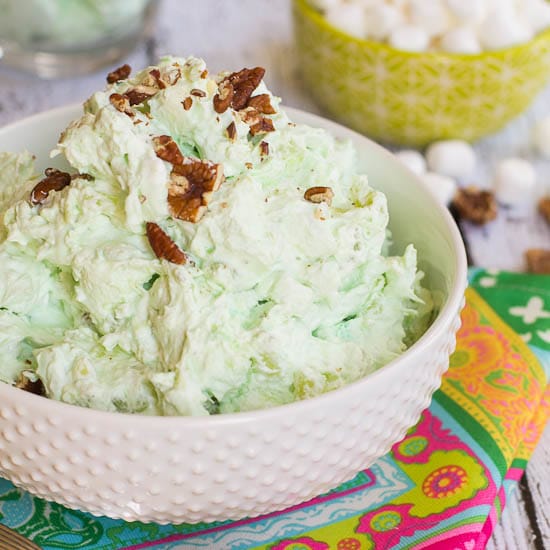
[425,140,476,180]
[445,0,487,24]
[319,0,548,53]
[387,0,409,9]
[421,172,458,206]
[478,9,534,50]
[408,0,452,37]
[389,25,430,52]
[493,158,537,205]
[310,0,344,11]
[356,0,380,7]
[325,3,367,39]
[364,5,404,41]
[396,150,427,176]
[533,115,550,158]
[523,0,550,34]
[440,26,482,54]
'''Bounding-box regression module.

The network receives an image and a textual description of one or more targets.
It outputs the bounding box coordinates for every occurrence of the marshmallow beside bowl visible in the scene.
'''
[293,0,550,146]
[0,105,467,524]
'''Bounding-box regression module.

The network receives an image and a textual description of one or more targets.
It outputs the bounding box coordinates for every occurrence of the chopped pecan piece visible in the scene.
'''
[166,67,182,85]
[452,187,497,225]
[525,249,550,274]
[152,135,184,165]
[109,92,133,116]
[539,197,550,224]
[182,97,193,111]
[226,121,237,141]
[247,94,276,114]
[190,88,206,97]
[16,372,45,396]
[304,186,334,206]
[146,222,187,265]
[249,117,275,136]
[30,168,72,205]
[125,85,158,105]
[213,81,234,114]
[238,107,261,126]
[224,67,265,110]
[168,159,224,223]
[259,141,269,156]
[148,68,168,89]
[107,63,132,84]
[71,173,94,181]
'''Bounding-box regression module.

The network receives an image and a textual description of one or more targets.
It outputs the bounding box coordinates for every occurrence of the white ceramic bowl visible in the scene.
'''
[0,105,467,524]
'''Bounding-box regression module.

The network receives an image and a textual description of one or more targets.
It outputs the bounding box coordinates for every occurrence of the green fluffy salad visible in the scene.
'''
[0,56,433,416]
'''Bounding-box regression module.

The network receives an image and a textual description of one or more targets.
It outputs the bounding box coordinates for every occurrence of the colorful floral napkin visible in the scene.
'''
[0,269,548,550]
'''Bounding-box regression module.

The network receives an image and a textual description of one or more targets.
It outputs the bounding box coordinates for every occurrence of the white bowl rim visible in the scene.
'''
[0,104,468,427]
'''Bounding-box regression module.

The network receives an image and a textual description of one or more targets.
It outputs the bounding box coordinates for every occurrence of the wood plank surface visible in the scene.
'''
[0,1,547,548]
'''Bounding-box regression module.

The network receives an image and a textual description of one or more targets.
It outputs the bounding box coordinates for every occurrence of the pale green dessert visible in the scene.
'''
[0,0,151,49]
[0,56,432,416]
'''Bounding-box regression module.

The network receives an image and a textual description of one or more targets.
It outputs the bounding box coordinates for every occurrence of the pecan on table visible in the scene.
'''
[539,197,550,224]
[452,187,497,225]
[526,249,550,274]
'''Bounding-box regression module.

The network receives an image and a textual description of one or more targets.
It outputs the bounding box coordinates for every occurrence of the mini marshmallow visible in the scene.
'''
[408,0,452,37]
[310,0,344,11]
[364,4,404,41]
[425,140,476,180]
[389,25,430,52]
[387,0,408,9]
[318,0,548,52]
[356,0,380,7]
[421,172,458,206]
[533,115,550,158]
[325,3,367,39]
[445,0,487,24]
[440,26,482,54]
[478,9,534,50]
[523,0,550,33]
[493,158,537,205]
[395,150,427,176]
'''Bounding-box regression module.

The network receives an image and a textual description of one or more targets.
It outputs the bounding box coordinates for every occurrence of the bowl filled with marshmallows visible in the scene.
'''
[293,0,550,146]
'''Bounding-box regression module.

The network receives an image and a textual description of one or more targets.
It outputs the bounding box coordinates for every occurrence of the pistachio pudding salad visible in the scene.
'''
[0,57,433,416]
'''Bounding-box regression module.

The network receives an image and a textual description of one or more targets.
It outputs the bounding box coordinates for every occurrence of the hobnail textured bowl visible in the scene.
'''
[0,105,467,524]
[293,0,550,146]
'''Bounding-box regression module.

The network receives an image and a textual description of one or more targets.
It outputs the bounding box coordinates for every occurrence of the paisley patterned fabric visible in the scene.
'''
[293,0,550,146]
[0,269,548,549]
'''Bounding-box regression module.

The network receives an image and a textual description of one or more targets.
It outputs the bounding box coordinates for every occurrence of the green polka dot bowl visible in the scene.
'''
[293,0,550,147]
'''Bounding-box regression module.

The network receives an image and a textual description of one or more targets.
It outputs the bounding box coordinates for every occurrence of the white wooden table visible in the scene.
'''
[0,1,548,547]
